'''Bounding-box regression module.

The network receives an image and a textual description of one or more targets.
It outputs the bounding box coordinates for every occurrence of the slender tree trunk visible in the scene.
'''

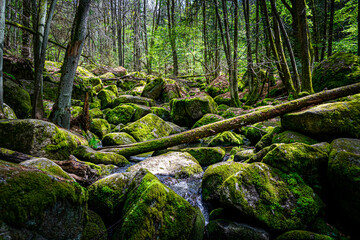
[320,0,328,61]
[51,0,91,129]
[33,0,57,119]
[143,0,150,74]
[0,0,5,112]
[167,0,178,76]
[202,0,210,84]
[243,0,255,97]
[21,0,31,58]
[309,0,319,62]
[110,0,117,56]
[133,0,141,71]
[327,0,334,57]
[255,0,260,64]
[117,0,123,66]
[358,0,360,56]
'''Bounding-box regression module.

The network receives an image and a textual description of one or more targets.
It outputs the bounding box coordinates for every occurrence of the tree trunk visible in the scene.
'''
[0,0,5,112]
[358,0,360,56]
[0,148,33,163]
[243,0,254,95]
[117,0,123,66]
[167,0,178,76]
[327,0,334,57]
[143,0,150,74]
[320,0,328,61]
[202,0,210,84]
[21,0,31,58]
[309,0,320,62]
[51,0,91,129]
[133,0,141,71]
[101,82,360,157]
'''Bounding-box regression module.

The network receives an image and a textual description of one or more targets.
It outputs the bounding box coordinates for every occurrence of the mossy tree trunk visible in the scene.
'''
[51,0,91,129]
[0,0,5,113]
[102,82,360,157]
[166,0,179,76]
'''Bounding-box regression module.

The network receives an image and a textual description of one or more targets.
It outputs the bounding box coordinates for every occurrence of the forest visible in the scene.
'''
[0,0,360,239]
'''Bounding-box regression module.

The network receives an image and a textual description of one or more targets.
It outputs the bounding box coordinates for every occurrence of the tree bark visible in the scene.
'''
[21,0,31,59]
[327,0,335,57]
[0,148,33,163]
[0,0,5,112]
[358,0,360,56]
[320,0,328,61]
[51,0,91,129]
[167,0,178,76]
[133,0,141,71]
[101,82,360,157]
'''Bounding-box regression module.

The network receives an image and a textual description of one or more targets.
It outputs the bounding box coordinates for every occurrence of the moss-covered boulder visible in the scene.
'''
[89,108,103,119]
[166,121,187,134]
[90,118,111,139]
[88,172,135,224]
[98,89,116,109]
[0,119,87,159]
[128,103,152,121]
[220,162,323,232]
[2,103,17,119]
[104,84,118,95]
[281,100,360,140]
[204,131,244,147]
[220,107,245,119]
[241,123,269,145]
[102,132,137,146]
[141,77,165,99]
[327,138,360,227]
[205,75,230,97]
[113,95,156,107]
[206,219,270,240]
[214,93,231,106]
[161,80,187,102]
[73,145,129,166]
[122,113,173,142]
[262,142,328,190]
[114,169,205,240]
[4,79,32,118]
[255,127,283,152]
[99,72,116,79]
[312,52,360,92]
[192,113,224,129]
[0,160,87,239]
[180,147,225,167]
[71,106,83,118]
[81,210,107,240]
[20,158,74,180]
[151,106,171,121]
[272,130,318,145]
[202,161,246,203]
[234,148,255,162]
[105,104,135,125]
[170,94,218,128]
[127,152,203,178]
[275,230,333,240]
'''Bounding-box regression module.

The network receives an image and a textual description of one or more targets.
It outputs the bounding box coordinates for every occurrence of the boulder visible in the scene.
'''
[202,161,245,203]
[102,132,137,146]
[220,162,323,232]
[272,130,318,145]
[81,210,107,240]
[122,113,173,142]
[234,148,255,162]
[99,72,116,79]
[204,131,244,147]
[241,123,269,145]
[170,94,217,128]
[166,121,187,134]
[214,93,231,106]
[0,119,87,159]
[113,169,205,240]
[205,75,229,97]
[98,89,116,109]
[4,79,32,118]
[105,104,135,125]
[0,161,87,239]
[161,80,187,102]
[220,107,245,119]
[206,219,270,240]
[151,106,171,121]
[255,127,283,152]
[90,118,111,139]
[71,106,82,118]
[2,103,17,119]
[180,147,225,167]
[192,113,224,129]
[104,84,118,95]
[128,103,152,121]
[89,108,104,119]
[275,230,333,240]
[327,138,360,226]
[281,100,360,140]
[113,95,156,107]
[312,52,360,92]
[127,152,203,178]
[141,77,165,99]
[73,145,129,166]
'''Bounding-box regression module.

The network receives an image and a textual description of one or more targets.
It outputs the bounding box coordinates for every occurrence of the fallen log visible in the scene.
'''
[101,83,360,157]
[0,148,33,163]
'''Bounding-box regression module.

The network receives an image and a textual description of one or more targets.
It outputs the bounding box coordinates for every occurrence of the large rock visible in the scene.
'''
[161,79,187,102]
[205,75,229,97]
[275,230,333,240]
[272,130,318,145]
[141,77,165,99]
[122,113,173,142]
[0,160,87,239]
[170,94,217,128]
[0,119,87,159]
[327,138,360,227]
[2,103,17,119]
[219,162,323,232]
[105,104,135,125]
[128,103,152,121]
[204,131,244,147]
[81,210,107,240]
[312,52,360,92]
[113,169,205,240]
[90,118,111,139]
[4,79,32,118]
[151,106,171,121]
[113,95,156,107]
[98,89,116,109]
[127,151,203,178]
[281,100,360,140]
[102,132,137,146]
[73,145,129,166]
[192,113,224,129]
[180,147,225,167]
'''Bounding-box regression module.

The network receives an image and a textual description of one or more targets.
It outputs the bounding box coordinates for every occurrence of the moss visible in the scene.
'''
[276,230,334,240]
[151,107,171,121]
[20,158,74,180]
[89,108,103,119]
[105,104,135,125]
[122,113,173,142]
[90,118,111,139]
[255,127,283,152]
[90,77,102,86]
[0,161,87,228]
[73,145,129,166]
[234,149,255,162]
[3,80,32,118]
[104,84,118,95]
[113,95,156,107]
[3,103,17,119]
[180,147,225,167]
[201,161,246,203]
[71,106,83,118]
[241,123,268,145]
[204,131,244,147]
[90,97,101,109]
[214,94,231,106]
[141,77,165,99]
[192,114,224,129]
[102,132,137,146]
[220,162,323,232]
[117,169,204,240]
[99,72,116,79]
[127,103,152,121]
[81,210,107,240]
[220,107,245,119]
[97,89,116,109]
[272,130,318,145]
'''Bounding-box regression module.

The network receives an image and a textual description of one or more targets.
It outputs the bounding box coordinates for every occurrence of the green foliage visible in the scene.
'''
[88,136,101,149]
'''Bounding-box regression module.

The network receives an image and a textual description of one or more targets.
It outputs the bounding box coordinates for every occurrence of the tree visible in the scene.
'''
[0,0,5,113]
[167,0,179,76]
[51,0,91,129]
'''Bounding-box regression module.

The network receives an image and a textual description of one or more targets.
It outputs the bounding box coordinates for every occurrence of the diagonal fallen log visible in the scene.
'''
[101,83,360,157]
